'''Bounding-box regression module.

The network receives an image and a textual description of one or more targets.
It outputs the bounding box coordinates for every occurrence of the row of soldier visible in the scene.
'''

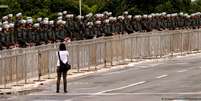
[1,11,201,50]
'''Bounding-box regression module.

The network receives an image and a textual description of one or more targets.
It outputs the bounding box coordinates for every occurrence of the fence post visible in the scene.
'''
[170,33,173,57]
[94,41,98,70]
[104,39,107,68]
[2,59,7,89]
[180,32,183,55]
[37,50,42,81]
[76,44,80,72]
[198,31,200,52]
[110,40,113,66]
[24,53,27,84]
[131,37,133,62]
[0,58,2,88]
[121,36,124,63]
[159,34,162,58]
[14,55,22,86]
[148,35,151,58]
[197,31,200,53]
[135,36,138,60]
[188,32,191,54]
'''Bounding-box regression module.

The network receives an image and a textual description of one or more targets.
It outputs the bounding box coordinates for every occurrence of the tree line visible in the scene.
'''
[0,0,201,19]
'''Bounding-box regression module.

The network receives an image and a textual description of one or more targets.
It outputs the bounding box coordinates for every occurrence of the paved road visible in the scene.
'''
[3,54,201,101]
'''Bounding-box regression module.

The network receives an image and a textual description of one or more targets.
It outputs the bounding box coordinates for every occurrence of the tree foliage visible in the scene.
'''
[0,0,200,18]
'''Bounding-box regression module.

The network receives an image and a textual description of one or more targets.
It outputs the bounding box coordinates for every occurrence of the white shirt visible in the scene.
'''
[57,50,69,66]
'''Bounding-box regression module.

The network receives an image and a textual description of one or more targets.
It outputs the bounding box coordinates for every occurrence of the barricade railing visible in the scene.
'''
[0,29,201,88]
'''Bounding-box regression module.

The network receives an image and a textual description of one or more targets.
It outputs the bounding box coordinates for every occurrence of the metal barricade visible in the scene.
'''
[1,29,201,87]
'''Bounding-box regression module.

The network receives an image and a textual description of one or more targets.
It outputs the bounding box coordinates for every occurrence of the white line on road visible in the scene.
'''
[177,69,188,73]
[64,99,73,101]
[95,81,147,94]
[28,92,201,96]
[172,100,186,101]
[156,75,168,79]
[128,63,135,67]
[95,92,201,95]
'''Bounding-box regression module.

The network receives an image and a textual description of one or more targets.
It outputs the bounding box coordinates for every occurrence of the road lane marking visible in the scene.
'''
[177,69,188,73]
[64,99,73,101]
[28,92,201,96]
[95,81,146,94]
[128,63,135,67]
[156,75,168,79]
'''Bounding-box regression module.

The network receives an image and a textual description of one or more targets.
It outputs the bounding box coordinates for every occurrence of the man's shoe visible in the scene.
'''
[56,91,59,93]
[64,91,68,93]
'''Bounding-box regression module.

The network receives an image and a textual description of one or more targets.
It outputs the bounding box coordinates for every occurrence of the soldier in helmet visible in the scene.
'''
[146,15,153,32]
[0,27,3,50]
[190,14,195,29]
[74,15,84,40]
[7,14,13,23]
[132,15,142,32]
[116,16,125,34]
[178,12,184,29]
[163,14,169,30]
[141,15,148,32]
[0,27,5,50]
[94,20,103,38]
[159,13,167,30]
[55,20,66,42]
[195,13,200,29]
[14,13,23,40]
[48,20,56,43]
[0,27,2,50]
[8,23,15,48]
[62,11,67,18]
[123,11,128,18]
[171,13,178,30]
[103,19,112,36]
[65,14,75,40]
[41,18,49,44]
[26,18,33,46]
[15,19,25,48]
[184,14,191,29]
[124,15,134,34]
[152,13,160,31]
[197,12,201,28]
[166,14,171,30]
[85,13,94,22]
[32,23,41,46]
[21,19,28,47]
[84,22,94,39]
[2,16,8,23]
[109,17,117,35]
[2,23,10,49]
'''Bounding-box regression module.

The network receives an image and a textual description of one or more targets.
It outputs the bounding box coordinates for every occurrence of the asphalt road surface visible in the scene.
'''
[3,54,201,101]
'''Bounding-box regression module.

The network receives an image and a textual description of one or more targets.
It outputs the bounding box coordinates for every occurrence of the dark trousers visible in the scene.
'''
[56,67,68,92]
